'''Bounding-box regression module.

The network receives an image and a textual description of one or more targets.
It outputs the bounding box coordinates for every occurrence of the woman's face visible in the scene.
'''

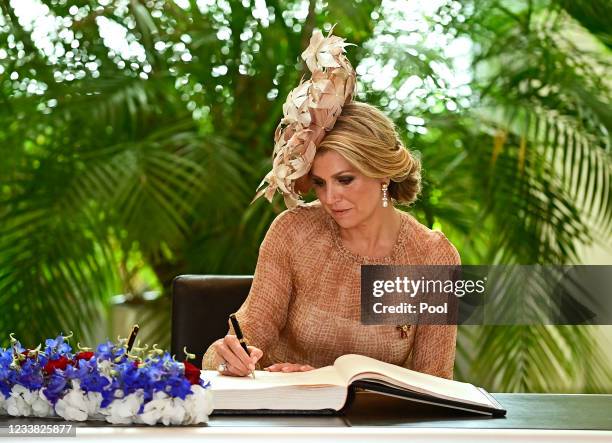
[310,150,385,229]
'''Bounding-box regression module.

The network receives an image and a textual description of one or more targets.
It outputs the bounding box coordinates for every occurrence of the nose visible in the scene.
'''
[323,183,340,205]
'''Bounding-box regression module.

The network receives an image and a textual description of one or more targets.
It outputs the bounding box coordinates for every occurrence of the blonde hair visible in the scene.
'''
[317,102,421,205]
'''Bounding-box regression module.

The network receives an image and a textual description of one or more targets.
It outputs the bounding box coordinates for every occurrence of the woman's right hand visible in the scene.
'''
[212,335,263,377]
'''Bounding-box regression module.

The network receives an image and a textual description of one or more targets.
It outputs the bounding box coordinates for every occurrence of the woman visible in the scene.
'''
[202,29,460,379]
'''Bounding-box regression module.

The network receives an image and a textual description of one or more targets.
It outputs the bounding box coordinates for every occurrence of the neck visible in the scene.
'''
[339,207,402,255]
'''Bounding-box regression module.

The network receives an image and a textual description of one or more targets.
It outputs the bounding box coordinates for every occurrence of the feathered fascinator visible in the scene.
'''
[253,26,357,208]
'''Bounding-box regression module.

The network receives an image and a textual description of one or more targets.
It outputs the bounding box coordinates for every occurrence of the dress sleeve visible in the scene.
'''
[407,233,460,379]
[202,210,294,369]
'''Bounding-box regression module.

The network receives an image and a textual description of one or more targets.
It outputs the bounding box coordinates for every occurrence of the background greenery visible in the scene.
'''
[1,0,610,392]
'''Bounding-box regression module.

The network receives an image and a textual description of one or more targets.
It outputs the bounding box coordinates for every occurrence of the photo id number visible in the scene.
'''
[5,424,74,436]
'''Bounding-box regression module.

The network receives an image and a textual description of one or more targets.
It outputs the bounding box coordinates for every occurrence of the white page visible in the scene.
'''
[202,366,345,390]
[333,354,493,407]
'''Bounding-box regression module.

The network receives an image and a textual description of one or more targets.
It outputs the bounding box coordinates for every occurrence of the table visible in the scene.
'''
[1,393,611,442]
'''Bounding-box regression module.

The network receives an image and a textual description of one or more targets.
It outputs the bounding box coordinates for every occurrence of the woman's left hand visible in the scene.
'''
[264,363,315,372]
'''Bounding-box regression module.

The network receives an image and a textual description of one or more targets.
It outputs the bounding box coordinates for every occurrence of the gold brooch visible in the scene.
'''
[396,324,412,338]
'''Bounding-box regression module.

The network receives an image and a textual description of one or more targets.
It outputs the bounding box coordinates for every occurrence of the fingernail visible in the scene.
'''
[282,367,290,372]
[301,366,308,370]
[248,363,255,371]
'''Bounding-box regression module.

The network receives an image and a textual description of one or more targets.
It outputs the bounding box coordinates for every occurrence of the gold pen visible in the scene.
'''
[229,314,256,379]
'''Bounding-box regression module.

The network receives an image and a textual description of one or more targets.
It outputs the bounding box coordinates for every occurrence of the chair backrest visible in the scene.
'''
[171,275,252,363]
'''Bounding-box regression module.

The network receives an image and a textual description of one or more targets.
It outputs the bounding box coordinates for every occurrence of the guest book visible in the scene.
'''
[203,354,506,416]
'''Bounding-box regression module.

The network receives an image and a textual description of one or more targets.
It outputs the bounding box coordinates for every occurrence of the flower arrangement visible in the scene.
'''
[0,332,212,425]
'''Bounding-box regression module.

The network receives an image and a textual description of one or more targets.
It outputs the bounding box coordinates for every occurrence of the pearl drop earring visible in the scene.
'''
[382,183,389,208]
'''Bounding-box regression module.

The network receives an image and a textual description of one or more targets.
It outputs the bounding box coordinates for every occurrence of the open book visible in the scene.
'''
[202,354,506,416]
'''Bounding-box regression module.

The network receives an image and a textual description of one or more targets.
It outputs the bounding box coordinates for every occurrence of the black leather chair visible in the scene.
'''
[171,275,252,363]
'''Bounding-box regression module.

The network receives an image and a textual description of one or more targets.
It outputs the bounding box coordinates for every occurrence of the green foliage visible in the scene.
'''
[0,0,610,392]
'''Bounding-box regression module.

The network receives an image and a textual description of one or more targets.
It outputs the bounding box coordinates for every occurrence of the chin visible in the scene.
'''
[331,213,359,229]
[333,218,352,228]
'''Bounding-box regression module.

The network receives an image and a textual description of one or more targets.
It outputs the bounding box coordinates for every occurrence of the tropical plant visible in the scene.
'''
[0,0,380,346]
[0,0,610,392]
[419,0,611,392]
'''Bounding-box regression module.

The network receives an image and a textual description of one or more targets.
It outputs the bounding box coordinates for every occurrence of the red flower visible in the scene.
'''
[43,356,71,375]
[183,361,201,385]
[75,351,94,361]
[73,351,94,368]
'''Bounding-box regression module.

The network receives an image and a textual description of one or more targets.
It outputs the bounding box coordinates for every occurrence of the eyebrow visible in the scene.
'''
[310,170,355,180]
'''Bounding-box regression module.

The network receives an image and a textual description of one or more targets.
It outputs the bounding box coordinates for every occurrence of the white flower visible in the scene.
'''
[132,392,190,426]
[133,395,187,426]
[6,385,32,417]
[0,392,7,415]
[183,385,213,425]
[135,391,166,425]
[5,385,53,417]
[132,386,211,426]
[162,398,186,425]
[32,390,54,417]
[96,360,114,378]
[102,390,144,425]
[55,381,103,422]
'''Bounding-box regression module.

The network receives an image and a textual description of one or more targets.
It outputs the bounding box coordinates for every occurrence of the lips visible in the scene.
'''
[332,208,351,217]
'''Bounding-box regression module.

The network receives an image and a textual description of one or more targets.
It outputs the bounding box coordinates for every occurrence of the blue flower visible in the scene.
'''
[100,388,117,408]
[15,358,44,391]
[0,348,13,397]
[165,377,192,400]
[66,358,110,394]
[145,365,163,382]
[95,341,125,362]
[43,373,67,405]
[81,368,110,393]
[116,361,146,395]
[43,335,72,359]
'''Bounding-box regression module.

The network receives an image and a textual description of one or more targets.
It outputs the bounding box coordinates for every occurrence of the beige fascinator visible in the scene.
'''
[253,26,357,208]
